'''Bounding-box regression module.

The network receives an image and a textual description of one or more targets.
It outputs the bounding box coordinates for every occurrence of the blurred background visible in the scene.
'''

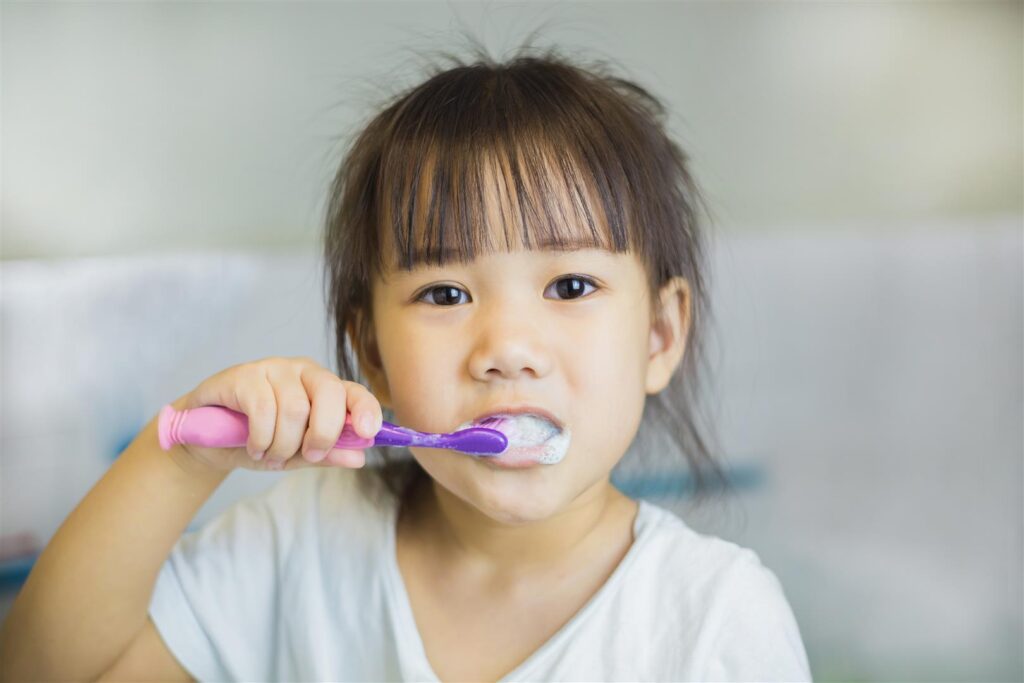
[1,2,1021,681]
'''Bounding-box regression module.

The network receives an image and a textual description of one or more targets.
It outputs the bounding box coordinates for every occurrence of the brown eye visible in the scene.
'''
[417,285,469,306]
[546,276,597,300]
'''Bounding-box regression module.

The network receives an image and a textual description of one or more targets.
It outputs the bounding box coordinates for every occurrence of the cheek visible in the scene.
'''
[564,306,649,464]
[375,319,465,432]
[569,319,646,389]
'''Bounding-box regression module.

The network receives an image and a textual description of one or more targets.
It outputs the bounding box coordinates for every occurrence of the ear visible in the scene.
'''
[644,277,692,395]
[347,309,393,408]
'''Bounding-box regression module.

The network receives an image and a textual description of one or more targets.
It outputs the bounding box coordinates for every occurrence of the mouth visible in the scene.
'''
[470,406,565,431]
[457,407,571,467]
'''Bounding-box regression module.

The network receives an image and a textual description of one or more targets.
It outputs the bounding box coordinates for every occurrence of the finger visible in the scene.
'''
[299,366,348,464]
[237,369,278,462]
[242,375,277,462]
[185,362,246,411]
[188,364,275,462]
[325,448,366,468]
[264,364,311,467]
[343,381,384,439]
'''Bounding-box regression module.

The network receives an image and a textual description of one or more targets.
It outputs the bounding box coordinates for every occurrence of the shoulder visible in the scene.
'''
[150,467,398,681]
[628,501,811,680]
[630,500,764,589]
[631,499,793,610]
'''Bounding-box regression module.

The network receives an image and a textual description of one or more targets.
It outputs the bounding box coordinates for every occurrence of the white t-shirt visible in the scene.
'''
[149,467,811,682]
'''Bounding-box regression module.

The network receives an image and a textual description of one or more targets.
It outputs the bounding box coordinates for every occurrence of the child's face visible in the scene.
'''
[362,228,687,525]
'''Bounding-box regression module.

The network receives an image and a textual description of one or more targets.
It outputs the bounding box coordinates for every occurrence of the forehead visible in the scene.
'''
[375,140,632,276]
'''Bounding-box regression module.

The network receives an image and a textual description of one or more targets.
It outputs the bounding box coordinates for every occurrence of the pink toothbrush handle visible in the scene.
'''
[157,404,374,452]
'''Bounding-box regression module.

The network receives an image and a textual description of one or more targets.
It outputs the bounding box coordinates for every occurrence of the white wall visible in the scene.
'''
[2,1,1020,259]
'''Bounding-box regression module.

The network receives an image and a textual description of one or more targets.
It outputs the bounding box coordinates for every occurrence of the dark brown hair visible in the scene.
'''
[322,37,728,505]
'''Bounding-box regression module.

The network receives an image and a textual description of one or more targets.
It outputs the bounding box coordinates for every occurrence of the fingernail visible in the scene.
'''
[305,449,326,462]
[251,450,264,461]
[266,459,284,470]
[358,415,375,436]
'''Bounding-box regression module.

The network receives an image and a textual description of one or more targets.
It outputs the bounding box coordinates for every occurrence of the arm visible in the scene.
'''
[0,399,227,682]
[0,356,383,681]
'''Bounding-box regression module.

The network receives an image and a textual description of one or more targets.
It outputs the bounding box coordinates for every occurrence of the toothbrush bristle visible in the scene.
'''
[451,425,508,456]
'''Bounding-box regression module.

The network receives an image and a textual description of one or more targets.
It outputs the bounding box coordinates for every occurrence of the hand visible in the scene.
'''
[164,356,382,474]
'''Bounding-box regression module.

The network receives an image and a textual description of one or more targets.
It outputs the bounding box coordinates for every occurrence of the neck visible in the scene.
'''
[405,475,634,577]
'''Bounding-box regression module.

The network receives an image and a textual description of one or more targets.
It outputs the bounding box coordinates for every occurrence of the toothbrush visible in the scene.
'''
[157,404,508,456]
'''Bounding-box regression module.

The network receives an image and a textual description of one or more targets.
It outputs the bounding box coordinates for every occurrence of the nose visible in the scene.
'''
[467,304,553,382]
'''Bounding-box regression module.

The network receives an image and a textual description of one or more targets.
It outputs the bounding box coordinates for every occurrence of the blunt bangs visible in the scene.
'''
[371,62,643,275]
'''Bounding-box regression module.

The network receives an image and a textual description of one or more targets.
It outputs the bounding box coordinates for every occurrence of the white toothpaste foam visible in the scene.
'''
[457,414,571,464]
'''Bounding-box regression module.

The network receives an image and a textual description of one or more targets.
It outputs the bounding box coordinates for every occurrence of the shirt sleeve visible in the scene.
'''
[148,473,305,682]
[704,550,813,682]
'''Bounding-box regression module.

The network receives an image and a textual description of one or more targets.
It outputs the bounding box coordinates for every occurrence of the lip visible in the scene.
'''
[484,451,547,469]
[470,405,565,431]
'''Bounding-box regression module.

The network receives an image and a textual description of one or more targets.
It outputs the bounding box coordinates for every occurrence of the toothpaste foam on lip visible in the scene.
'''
[458,414,571,464]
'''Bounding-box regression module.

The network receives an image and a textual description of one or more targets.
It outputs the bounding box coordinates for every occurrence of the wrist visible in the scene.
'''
[134,411,230,490]
[166,443,233,485]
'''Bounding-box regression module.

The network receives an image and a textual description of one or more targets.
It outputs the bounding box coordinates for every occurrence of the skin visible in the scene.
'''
[353,223,692,679]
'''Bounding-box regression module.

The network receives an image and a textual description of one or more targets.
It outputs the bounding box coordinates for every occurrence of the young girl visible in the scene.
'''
[0,45,810,682]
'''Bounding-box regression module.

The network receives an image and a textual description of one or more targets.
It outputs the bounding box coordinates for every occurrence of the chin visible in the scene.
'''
[473,498,561,526]
[461,473,571,525]
[412,448,576,525]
